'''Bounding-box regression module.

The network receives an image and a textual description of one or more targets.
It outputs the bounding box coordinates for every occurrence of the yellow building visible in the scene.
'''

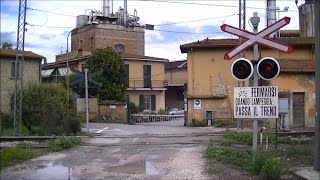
[0,49,44,113]
[42,51,168,113]
[164,60,187,110]
[180,37,315,129]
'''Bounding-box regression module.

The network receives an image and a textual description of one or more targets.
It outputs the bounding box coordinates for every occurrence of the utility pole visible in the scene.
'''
[250,12,260,150]
[84,69,89,133]
[14,0,27,136]
[314,0,320,172]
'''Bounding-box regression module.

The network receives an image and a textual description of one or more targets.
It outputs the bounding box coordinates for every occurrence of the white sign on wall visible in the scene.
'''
[194,99,201,109]
[234,86,278,118]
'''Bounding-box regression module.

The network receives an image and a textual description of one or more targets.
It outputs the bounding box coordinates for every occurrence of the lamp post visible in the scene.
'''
[276,6,289,37]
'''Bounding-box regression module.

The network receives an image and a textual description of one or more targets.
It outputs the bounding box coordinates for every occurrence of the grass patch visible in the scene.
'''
[223,130,253,145]
[207,167,224,174]
[0,147,34,169]
[48,136,82,152]
[205,146,252,172]
[286,144,314,156]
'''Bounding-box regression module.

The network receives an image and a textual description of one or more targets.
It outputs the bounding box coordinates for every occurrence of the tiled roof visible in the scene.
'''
[180,37,315,53]
[165,60,187,70]
[42,52,168,70]
[279,59,315,73]
[0,49,44,59]
[119,52,168,61]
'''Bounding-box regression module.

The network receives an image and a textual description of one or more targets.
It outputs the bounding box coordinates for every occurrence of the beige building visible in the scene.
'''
[42,52,168,113]
[180,37,315,128]
[164,60,187,110]
[0,49,43,113]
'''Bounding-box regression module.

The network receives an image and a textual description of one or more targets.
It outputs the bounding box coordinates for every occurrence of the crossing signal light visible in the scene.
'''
[257,57,280,80]
[231,58,253,81]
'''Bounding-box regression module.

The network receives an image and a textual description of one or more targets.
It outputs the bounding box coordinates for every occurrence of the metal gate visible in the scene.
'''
[130,114,185,126]
[292,92,305,127]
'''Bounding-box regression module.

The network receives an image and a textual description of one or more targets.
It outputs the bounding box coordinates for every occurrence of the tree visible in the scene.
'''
[85,48,127,102]
[1,42,13,50]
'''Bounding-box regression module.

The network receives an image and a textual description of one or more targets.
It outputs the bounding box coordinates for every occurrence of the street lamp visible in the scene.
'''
[276,6,289,37]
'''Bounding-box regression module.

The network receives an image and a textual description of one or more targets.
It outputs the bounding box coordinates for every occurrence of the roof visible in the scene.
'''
[42,52,168,70]
[165,60,187,70]
[0,49,44,59]
[279,59,315,73]
[119,52,168,62]
[180,37,315,53]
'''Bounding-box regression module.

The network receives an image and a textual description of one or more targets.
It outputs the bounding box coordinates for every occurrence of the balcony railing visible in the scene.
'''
[127,80,166,89]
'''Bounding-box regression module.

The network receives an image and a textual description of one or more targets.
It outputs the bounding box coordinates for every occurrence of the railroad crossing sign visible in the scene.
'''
[220,17,294,60]
[70,69,103,87]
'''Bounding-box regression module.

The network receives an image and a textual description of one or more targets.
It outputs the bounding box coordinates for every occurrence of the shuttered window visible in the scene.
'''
[125,64,129,87]
[143,65,151,88]
[139,95,156,111]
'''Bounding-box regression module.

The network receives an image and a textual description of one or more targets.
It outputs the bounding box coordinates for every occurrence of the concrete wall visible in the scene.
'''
[71,24,145,56]
[186,46,315,128]
[0,57,41,113]
[165,68,187,85]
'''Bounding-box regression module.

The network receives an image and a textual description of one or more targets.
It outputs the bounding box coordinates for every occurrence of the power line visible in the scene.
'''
[26,7,76,17]
[150,29,223,34]
[26,23,74,29]
[155,14,238,26]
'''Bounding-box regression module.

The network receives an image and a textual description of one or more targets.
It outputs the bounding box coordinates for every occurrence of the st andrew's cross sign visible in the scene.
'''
[220,17,294,60]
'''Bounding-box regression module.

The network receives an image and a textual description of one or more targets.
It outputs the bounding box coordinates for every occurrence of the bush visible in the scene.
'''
[252,148,274,175]
[188,120,207,127]
[261,158,284,180]
[48,136,82,152]
[157,108,166,115]
[8,82,82,136]
[129,101,139,114]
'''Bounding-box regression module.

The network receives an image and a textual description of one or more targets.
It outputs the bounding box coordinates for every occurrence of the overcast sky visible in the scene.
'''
[1,0,301,63]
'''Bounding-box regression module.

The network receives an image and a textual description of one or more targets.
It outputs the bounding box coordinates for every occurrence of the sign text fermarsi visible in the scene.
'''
[234,86,278,118]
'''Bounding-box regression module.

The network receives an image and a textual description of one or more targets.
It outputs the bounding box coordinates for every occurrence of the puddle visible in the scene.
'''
[26,162,74,180]
[145,155,165,176]
[105,155,165,176]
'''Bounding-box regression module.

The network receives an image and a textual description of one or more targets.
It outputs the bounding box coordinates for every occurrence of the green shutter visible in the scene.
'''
[125,64,129,87]
[139,95,144,111]
[151,95,156,111]
[143,65,151,88]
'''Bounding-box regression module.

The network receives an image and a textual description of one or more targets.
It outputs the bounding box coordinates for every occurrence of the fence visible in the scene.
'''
[131,114,185,126]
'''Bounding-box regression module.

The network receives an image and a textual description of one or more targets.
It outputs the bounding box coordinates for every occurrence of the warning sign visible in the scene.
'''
[234,86,278,118]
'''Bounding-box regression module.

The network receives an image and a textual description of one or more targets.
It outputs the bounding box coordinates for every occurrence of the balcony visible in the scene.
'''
[127,80,166,90]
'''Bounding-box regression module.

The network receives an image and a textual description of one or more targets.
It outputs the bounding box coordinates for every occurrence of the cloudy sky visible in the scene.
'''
[1,0,302,63]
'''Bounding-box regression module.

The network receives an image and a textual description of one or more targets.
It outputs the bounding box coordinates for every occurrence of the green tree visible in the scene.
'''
[1,42,13,50]
[85,48,127,102]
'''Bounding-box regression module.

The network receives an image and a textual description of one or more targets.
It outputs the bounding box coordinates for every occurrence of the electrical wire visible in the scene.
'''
[26,23,74,29]
[150,29,223,34]
[26,7,76,17]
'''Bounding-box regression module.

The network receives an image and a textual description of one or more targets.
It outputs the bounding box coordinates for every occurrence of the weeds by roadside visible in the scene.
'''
[48,136,82,152]
[205,130,313,179]
[0,147,33,169]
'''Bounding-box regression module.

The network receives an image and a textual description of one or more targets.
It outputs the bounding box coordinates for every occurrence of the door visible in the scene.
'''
[292,92,305,127]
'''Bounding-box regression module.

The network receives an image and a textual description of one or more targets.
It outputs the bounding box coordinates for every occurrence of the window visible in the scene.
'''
[114,44,125,53]
[78,39,83,49]
[176,89,184,101]
[11,61,20,77]
[124,64,129,87]
[89,37,94,48]
[143,65,151,88]
[139,95,156,111]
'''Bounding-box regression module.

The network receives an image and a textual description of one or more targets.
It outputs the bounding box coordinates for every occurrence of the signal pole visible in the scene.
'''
[250,12,260,150]
[314,0,320,172]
